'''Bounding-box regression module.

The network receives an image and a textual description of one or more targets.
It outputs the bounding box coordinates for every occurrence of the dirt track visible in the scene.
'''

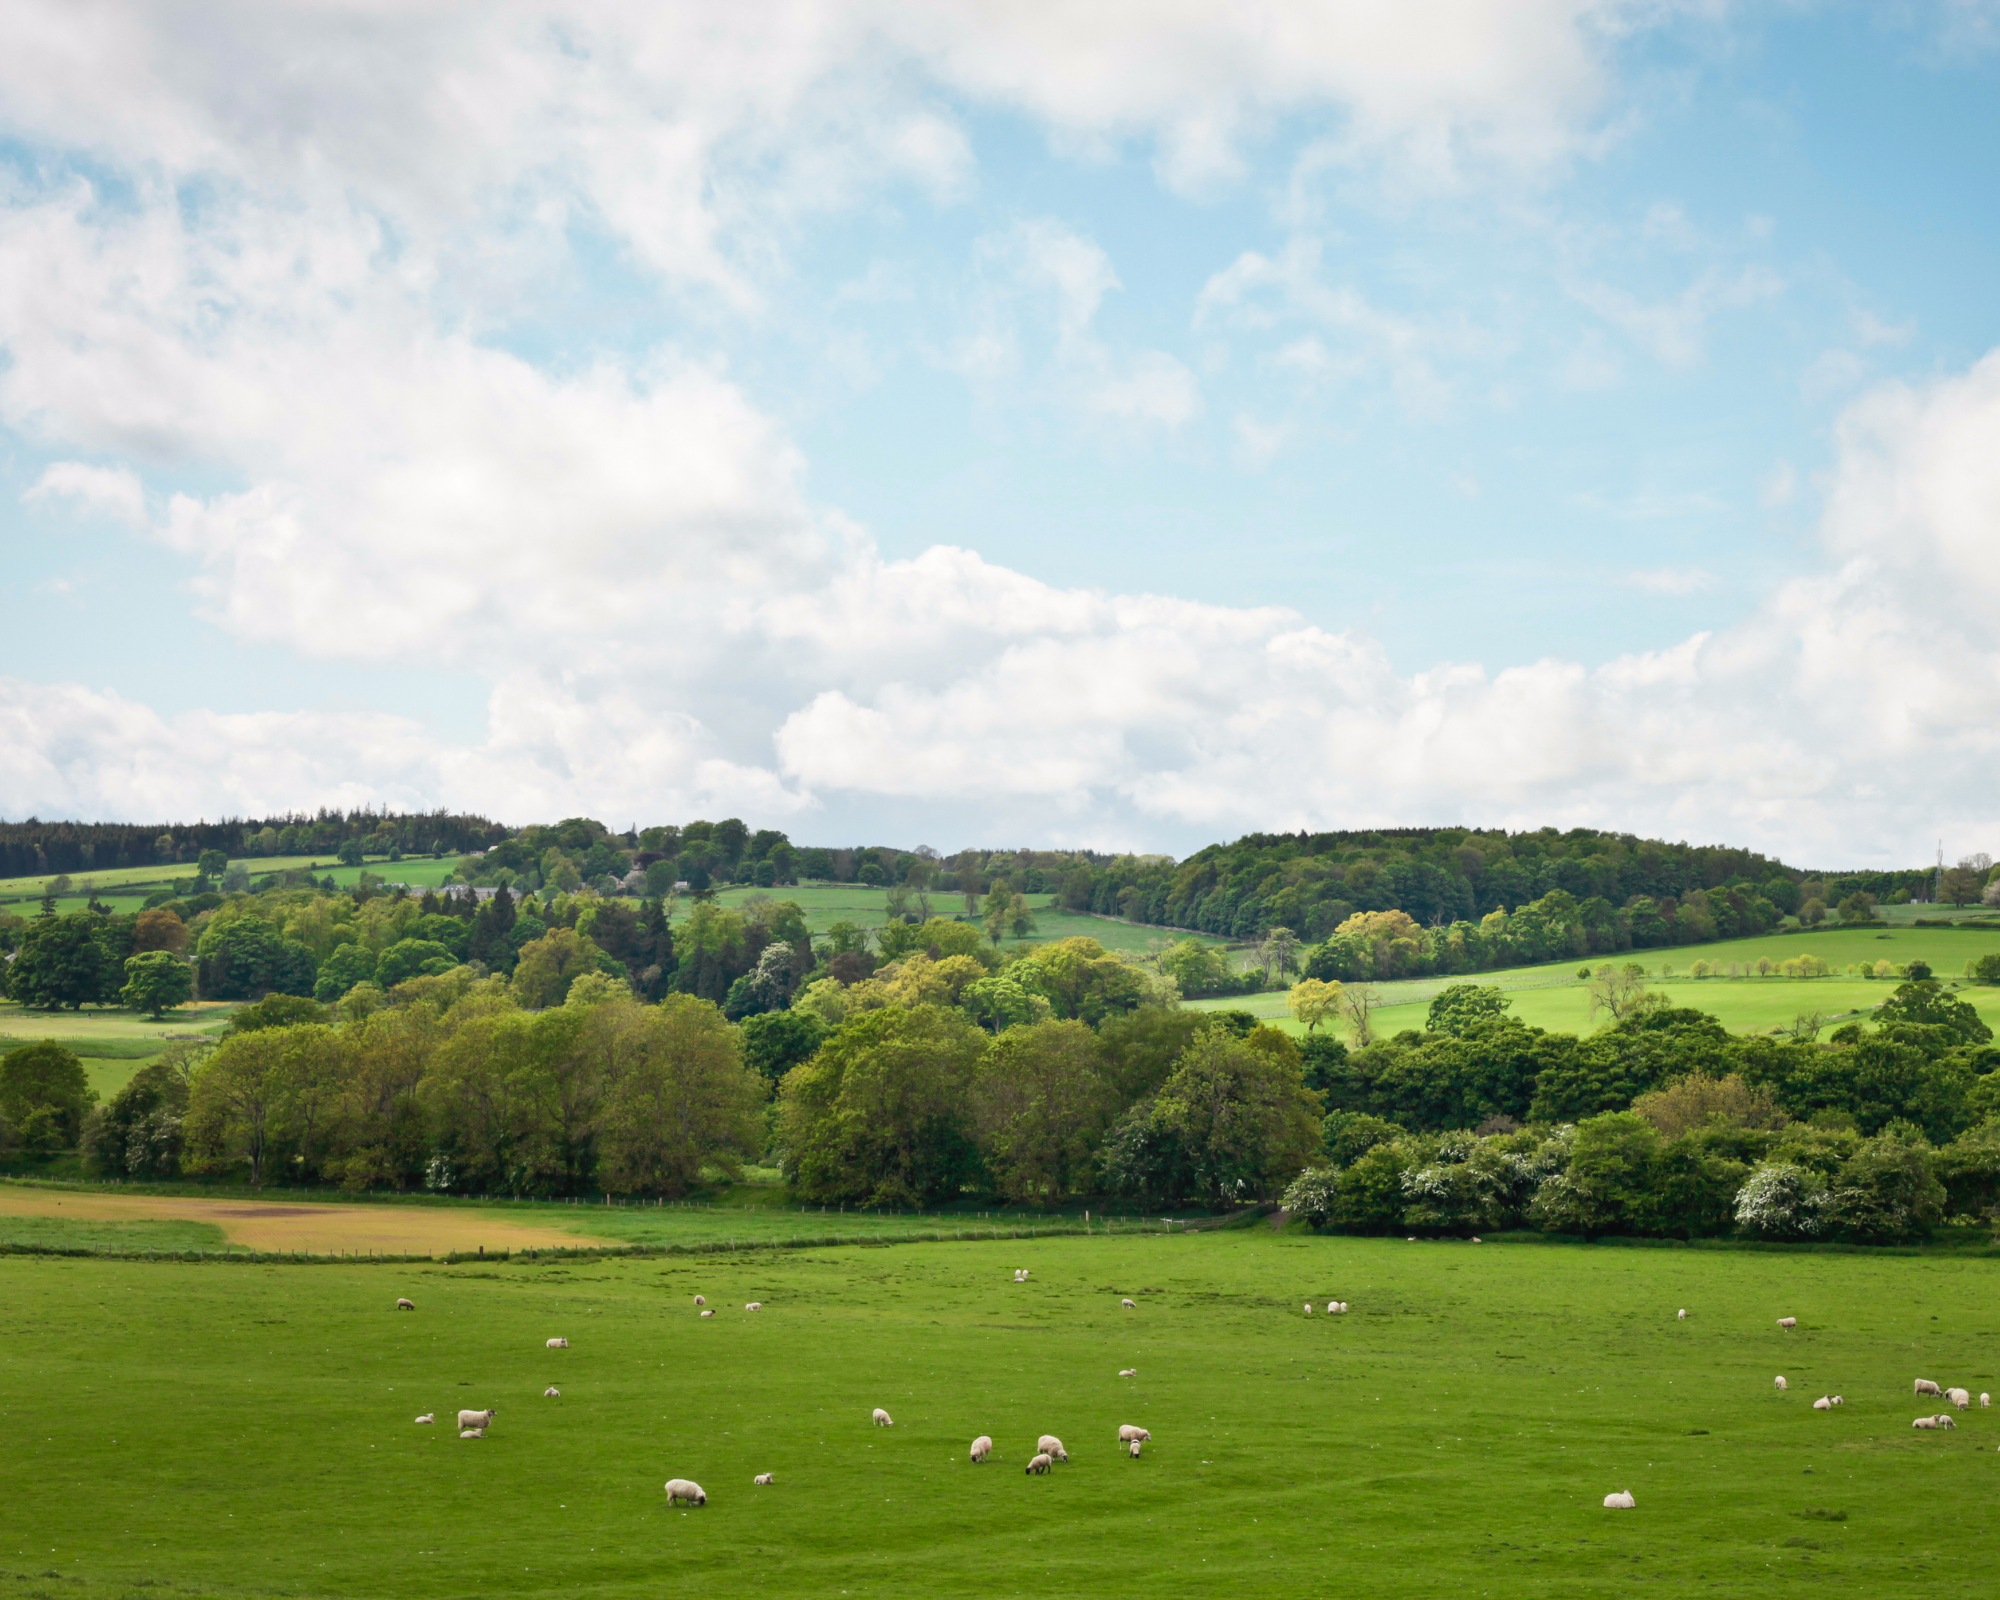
[0,1187,616,1253]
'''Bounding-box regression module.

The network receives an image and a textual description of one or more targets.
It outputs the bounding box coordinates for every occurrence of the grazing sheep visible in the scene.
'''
[1677,1309,1687,1320]
[459,1428,485,1438]
[396,1298,415,1311]
[414,1414,434,1425]
[873,1408,894,1427]
[1777,1317,1797,1330]
[1831,1396,1844,1406]
[664,1479,707,1506]
[1014,1269,1030,1282]
[1325,1301,1337,1315]
[1118,1369,1138,1378]
[1025,1453,1053,1475]
[700,1309,714,1317]
[546,1337,569,1349]
[457,1409,497,1431]
[1947,1387,1971,1409]
[1812,1397,1832,1410]
[1914,1416,1940,1429]
[970,1435,993,1464]
[1774,1376,1788,1391]
[544,1387,560,1398]
[1603,1491,1636,1510]
[1916,1379,1943,1397]
[693,1295,705,1306]
[1469,1236,1482,1244]
[1983,1394,1992,1408]
[745,1302,763,1312]
[1118,1425,1150,1444]
[1037,1434,1068,1462]
[753,1473,774,1486]
[1302,1302,1313,1315]
[1937,1413,1957,1429]
[1122,1298,1136,1309]
[1129,1439,1143,1457]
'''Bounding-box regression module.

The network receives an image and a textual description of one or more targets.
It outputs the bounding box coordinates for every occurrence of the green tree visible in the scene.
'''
[0,1041,95,1146]
[6,912,123,1009]
[336,839,364,867]
[120,951,193,1018]
[1941,866,1984,907]
[596,995,765,1195]
[1287,977,1343,1031]
[376,938,459,989]
[1424,983,1509,1035]
[1874,975,1993,1044]
[1529,1113,1661,1236]
[197,849,229,878]
[974,1019,1117,1205]
[313,941,378,1002]
[512,929,624,1009]
[1836,891,1878,924]
[1009,937,1147,1024]
[1819,1131,1946,1243]
[225,993,328,1034]
[194,915,318,1000]
[82,1049,198,1177]
[738,1008,829,1088]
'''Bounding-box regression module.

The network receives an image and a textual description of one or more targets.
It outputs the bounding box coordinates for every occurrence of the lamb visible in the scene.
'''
[1915,1379,1943,1397]
[970,1435,993,1464]
[1812,1397,1832,1410]
[414,1414,434,1425]
[873,1408,894,1427]
[544,1387,560,1398]
[693,1295,705,1306]
[1984,1394,1993,1408]
[744,1302,763,1312]
[1025,1453,1053,1475]
[1777,1317,1797,1330]
[664,1479,707,1506]
[753,1473,774,1486]
[1122,1298,1136,1309]
[1118,1369,1138,1378]
[396,1298,415,1311]
[1302,1302,1313,1315]
[1014,1269,1030,1282]
[700,1309,714,1317]
[1036,1434,1068,1462]
[1128,1439,1143,1457]
[1325,1301,1337,1315]
[1947,1387,1971,1409]
[1117,1425,1150,1444]
[1830,1395,1844,1406]
[1677,1309,1687,1320]
[457,1409,497,1431]
[546,1337,569,1349]
[1936,1413,1957,1430]
[1774,1376,1788,1391]
[1603,1491,1636,1510]
[1913,1416,1940,1429]
[459,1428,485,1438]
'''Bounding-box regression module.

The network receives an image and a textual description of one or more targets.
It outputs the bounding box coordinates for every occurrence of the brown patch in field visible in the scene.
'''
[0,1186,616,1254]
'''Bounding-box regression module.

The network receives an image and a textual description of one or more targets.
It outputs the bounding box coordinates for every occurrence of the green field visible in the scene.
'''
[0,854,462,913]
[3,1227,1998,1599]
[1191,924,2000,1041]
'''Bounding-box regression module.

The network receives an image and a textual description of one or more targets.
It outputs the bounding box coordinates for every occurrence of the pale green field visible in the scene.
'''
[0,853,460,910]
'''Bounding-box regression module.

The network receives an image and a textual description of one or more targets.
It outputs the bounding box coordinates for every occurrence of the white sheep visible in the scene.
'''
[693,1295,705,1306]
[664,1479,707,1506]
[1325,1301,1337,1315]
[1036,1434,1067,1462]
[753,1473,774,1486]
[1916,1379,1943,1397]
[1122,1298,1136,1309]
[459,1428,485,1438]
[1118,1369,1137,1378]
[546,1337,569,1349]
[1117,1425,1150,1444]
[1830,1395,1844,1406]
[1774,1376,1788,1391]
[745,1302,763,1312]
[699,1308,714,1317]
[1947,1387,1971,1409]
[1777,1317,1797,1330]
[1812,1397,1832,1410]
[970,1435,993,1464]
[1469,1236,1482,1244]
[544,1387,560,1398]
[1677,1309,1687,1320]
[1983,1393,1992,1408]
[1936,1413,1957,1430]
[1603,1491,1636,1510]
[1302,1302,1313,1315]
[414,1414,434,1425]
[873,1408,894,1427]
[1333,1301,1349,1314]
[1024,1453,1053,1475]
[1913,1416,1939,1429]
[1128,1439,1143,1457]
[457,1409,497,1431]
[396,1298,415,1311]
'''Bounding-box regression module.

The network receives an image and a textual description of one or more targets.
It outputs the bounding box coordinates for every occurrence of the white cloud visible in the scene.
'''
[1567,263,1783,368]
[23,461,147,527]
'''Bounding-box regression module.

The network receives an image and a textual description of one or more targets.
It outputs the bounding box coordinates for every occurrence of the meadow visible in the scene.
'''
[3,1224,1999,1599]
[1190,923,2000,1041]
[0,854,461,915]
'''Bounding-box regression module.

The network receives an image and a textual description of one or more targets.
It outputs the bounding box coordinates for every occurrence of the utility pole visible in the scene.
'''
[1935,839,1944,905]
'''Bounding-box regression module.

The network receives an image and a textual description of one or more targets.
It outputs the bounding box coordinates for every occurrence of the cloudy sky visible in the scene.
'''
[4,1,2000,864]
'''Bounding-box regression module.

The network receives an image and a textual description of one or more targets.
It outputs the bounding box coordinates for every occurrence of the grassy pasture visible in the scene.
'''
[0,854,462,910]
[1191,923,2000,1041]
[3,1229,2000,1599]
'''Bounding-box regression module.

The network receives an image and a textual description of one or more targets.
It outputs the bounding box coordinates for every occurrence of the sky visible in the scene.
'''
[4,1,2000,867]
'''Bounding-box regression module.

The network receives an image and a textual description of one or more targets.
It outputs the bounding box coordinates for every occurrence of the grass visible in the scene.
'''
[0,854,462,911]
[1190,923,2000,1042]
[0,1213,227,1253]
[3,1227,2000,1598]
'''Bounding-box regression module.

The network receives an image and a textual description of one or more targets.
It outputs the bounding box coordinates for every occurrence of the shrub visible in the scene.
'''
[1733,1161,1827,1239]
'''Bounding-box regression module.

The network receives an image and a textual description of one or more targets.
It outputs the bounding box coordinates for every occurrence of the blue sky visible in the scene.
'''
[4,1,2000,865]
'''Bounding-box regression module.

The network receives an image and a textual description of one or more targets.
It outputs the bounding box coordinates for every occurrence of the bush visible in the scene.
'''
[1733,1161,1827,1240]
[1281,1166,1341,1227]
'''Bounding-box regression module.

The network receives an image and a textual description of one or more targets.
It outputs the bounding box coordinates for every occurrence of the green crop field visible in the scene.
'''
[1191,923,2000,1042]
[0,854,463,910]
[2,1225,1998,1599]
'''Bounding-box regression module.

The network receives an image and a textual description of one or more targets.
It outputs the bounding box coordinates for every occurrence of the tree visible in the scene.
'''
[1874,975,1993,1044]
[1733,1161,1827,1240]
[1257,925,1300,983]
[376,938,459,989]
[121,951,193,1018]
[194,915,317,1000]
[225,993,327,1034]
[83,1048,198,1178]
[7,912,124,1009]
[197,849,229,878]
[186,1029,292,1184]
[313,941,377,1002]
[133,907,189,954]
[596,996,765,1195]
[1425,983,1508,1036]
[1819,1131,1945,1243]
[974,1019,1117,1205]
[1338,983,1382,1046]
[1009,938,1147,1024]
[1586,962,1663,1025]
[1836,891,1878,924]
[1288,978,1344,1032]
[512,929,624,1009]
[1629,1072,1785,1139]
[1940,866,1984,907]
[738,1008,828,1088]
[1800,897,1828,926]
[1157,938,1236,998]
[0,1041,95,1146]
[336,838,365,867]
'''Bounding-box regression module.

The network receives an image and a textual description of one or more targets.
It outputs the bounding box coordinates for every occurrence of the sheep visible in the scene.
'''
[457,1409,497,1431]
[396,1298,415,1311]
[1024,1453,1053,1475]
[1122,1298,1136,1309]
[546,1337,569,1349]
[664,1479,707,1506]
[1302,1302,1313,1315]
[1947,1387,1971,1409]
[753,1473,774,1486]
[1677,1309,1687,1320]
[1118,1369,1138,1378]
[459,1428,485,1438]
[1469,1236,1482,1244]
[1014,1269,1030,1282]
[1128,1440,1143,1457]
[414,1414,434,1425]
[543,1387,560,1399]
[1325,1301,1337,1315]
[1774,1376,1788,1391]
[1602,1491,1636,1510]
[1916,1379,1943,1397]
[1777,1317,1797,1330]
[1812,1397,1832,1410]
[745,1302,763,1312]
[1936,1413,1957,1430]
[873,1408,894,1427]
[699,1308,714,1317]
[693,1295,705,1306]
[1830,1395,1844,1406]
[1913,1416,1940,1430]
[1984,1394,1993,1408]
[1036,1434,1068,1462]
[1117,1425,1150,1444]
[970,1435,993,1464]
